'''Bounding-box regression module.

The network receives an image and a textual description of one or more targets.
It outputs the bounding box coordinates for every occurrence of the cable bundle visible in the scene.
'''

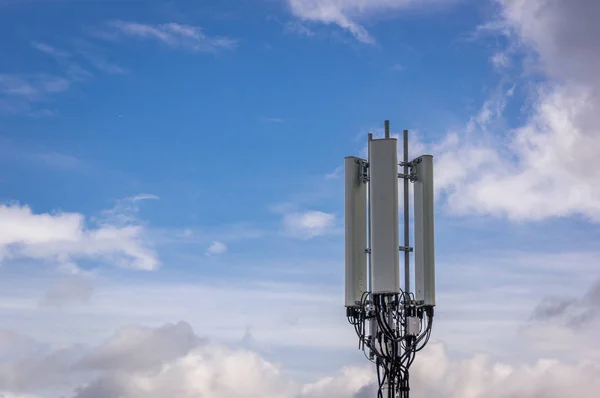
[347,291,434,398]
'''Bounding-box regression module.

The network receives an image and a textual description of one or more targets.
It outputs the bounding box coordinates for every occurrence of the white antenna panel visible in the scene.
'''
[369,139,399,294]
[344,156,367,307]
[413,155,435,306]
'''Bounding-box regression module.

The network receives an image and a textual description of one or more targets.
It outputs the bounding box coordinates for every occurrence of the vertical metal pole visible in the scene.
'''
[384,121,396,334]
[403,129,410,294]
[367,133,373,293]
[367,133,375,357]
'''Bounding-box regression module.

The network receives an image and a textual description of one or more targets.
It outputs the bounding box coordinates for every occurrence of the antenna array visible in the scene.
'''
[344,121,436,398]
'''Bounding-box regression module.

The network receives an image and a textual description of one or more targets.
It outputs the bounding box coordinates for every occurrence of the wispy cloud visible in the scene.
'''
[98,194,159,228]
[263,117,285,124]
[0,74,70,100]
[489,50,511,69]
[0,138,88,172]
[30,41,70,58]
[283,210,336,239]
[391,63,404,71]
[284,21,315,37]
[0,73,70,116]
[287,0,459,43]
[77,48,127,75]
[7,21,232,117]
[205,241,227,256]
[324,165,343,180]
[99,21,237,53]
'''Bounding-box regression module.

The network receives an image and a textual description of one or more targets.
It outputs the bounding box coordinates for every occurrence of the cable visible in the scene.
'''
[349,289,434,398]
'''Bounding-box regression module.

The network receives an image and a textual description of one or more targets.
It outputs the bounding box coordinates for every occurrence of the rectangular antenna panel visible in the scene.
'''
[369,139,399,294]
[413,155,436,306]
[344,156,367,307]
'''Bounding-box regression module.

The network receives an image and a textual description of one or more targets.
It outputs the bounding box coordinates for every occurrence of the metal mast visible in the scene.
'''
[345,120,436,398]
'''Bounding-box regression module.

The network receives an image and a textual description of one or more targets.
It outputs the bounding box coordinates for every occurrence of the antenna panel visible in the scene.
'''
[369,139,400,294]
[413,155,436,306]
[344,156,367,307]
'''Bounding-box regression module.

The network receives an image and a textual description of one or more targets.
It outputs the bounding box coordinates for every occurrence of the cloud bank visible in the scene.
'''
[1,321,599,398]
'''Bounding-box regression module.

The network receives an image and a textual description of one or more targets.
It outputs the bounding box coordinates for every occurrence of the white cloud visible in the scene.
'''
[287,0,460,43]
[0,73,71,116]
[283,210,336,239]
[4,39,123,116]
[324,165,343,180]
[0,74,70,100]
[429,0,600,221]
[313,0,600,222]
[284,21,315,37]
[205,241,227,256]
[490,51,510,68]
[78,322,203,372]
[2,320,600,398]
[30,42,70,58]
[408,342,600,398]
[77,48,127,75]
[102,21,237,52]
[0,200,159,272]
[98,194,158,228]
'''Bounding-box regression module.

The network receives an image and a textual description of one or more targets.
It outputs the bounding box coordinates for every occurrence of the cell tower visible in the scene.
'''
[345,121,435,398]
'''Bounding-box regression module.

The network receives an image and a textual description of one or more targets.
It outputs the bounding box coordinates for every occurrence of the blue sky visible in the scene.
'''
[1,0,600,397]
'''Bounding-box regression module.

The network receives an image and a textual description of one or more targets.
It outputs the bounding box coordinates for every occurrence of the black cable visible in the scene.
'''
[351,291,435,398]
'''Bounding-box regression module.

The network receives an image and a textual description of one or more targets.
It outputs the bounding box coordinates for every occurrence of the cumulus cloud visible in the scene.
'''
[1,321,600,398]
[0,321,373,398]
[0,198,159,272]
[283,210,336,239]
[333,0,600,223]
[0,344,83,393]
[100,21,237,52]
[411,343,600,398]
[78,322,203,372]
[424,0,600,222]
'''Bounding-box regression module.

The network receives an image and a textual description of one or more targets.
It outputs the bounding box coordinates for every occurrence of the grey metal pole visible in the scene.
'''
[385,120,390,138]
[367,132,373,293]
[403,129,410,294]
[367,132,375,358]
